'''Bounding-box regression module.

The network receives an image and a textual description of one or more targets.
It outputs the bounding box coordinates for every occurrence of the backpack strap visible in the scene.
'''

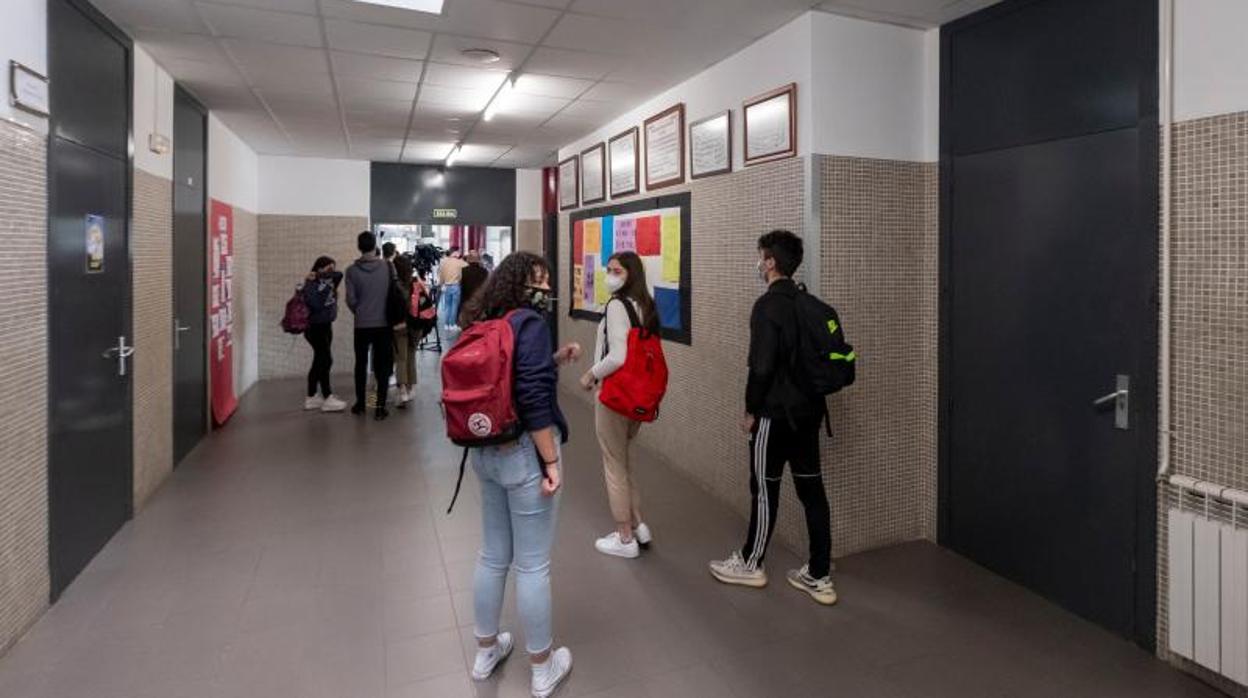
[446,448,470,514]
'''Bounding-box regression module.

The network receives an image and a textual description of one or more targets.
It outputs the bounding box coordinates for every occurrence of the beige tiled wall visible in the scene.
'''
[558,156,937,559]
[1157,110,1248,695]
[819,156,939,551]
[517,219,542,254]
[132,169,173,509]
[0,120,49,655]
[233,207,259,398]
[257,215,368,386]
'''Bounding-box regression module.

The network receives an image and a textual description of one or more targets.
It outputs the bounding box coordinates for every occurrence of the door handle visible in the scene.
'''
[174,319,192,350]
[102,335,135,377]
[1093,374,1130,430]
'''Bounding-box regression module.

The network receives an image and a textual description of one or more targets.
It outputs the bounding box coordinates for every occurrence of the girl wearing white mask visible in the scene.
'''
[579,251,661,558]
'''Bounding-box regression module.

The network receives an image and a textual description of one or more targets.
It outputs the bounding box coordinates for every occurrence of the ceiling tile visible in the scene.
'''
[322,0,558,44]
[332,51,424,83]
[133,30,222,63]
[522,47,623,80]
[337,78,418,102]
[566,0,688,24]
[199,0,318,12]
[428,34,532,70]
[543,13,644,55]
[418,85,493,112]
[457,143,510,163]
[512,74,594,99]
[497,93,569,119]
[93,0,207,34]
[195,2,324,47]
[223,40,328,73]
[423,63,511,91]
[250,71,335,96]
[159,57,250,89]
[403,140,458,162]
[324,19,433,60]
[183,83,258,110]
[578,81,651,103]
[558,98,617,121]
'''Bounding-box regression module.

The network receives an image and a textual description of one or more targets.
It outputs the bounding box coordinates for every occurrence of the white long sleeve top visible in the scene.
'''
[590,298,639,380]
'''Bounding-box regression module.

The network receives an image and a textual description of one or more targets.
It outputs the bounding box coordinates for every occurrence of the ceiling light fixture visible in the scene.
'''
[460,48,501,65]
[483,75,515,123]
[351,0,444,14]
[445,143,461,168]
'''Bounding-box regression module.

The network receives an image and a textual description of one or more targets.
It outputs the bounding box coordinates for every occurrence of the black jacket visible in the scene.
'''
[303,271,342,325]
[745,279,823,422]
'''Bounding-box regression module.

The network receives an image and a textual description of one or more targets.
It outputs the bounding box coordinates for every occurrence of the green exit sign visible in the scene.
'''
[432,208,457,219]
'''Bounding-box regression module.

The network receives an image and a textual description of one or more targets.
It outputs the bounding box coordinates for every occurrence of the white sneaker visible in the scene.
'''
[634,523,653,547]
[594,532,639,559]
[471,632,513,681]
[708,551,768,588]
[786,565,838,606]
[320,395,347,413]
[531,647,572,698]
[304,395,325,411]
[401,386,412,404]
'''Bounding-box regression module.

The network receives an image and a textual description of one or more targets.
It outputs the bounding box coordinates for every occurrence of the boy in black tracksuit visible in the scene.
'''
[709,230,837,606]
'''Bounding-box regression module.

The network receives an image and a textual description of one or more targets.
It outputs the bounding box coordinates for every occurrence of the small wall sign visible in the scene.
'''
[432,208,457,219]
[9,61,49,117]
[85,214,105,273]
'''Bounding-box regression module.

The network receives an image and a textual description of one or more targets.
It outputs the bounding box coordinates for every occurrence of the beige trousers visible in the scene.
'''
[595,400,642,525]
[393,326,415,387]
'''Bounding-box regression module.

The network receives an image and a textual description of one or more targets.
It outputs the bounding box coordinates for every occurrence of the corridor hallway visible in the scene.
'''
[0,357,1219,697]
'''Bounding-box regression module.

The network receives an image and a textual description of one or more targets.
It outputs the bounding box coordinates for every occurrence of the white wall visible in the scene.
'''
[809,12,935,162]
[561,12,813,175]
[1,0,48,134]
[516,168,543,220]
[258,156,370,217]
[208,114,259,212]
[1174,0,1248,122]
[133,45,174,180]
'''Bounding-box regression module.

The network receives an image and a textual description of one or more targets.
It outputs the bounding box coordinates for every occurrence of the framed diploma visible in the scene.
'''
[743,83,796,166]
[644,103,685,190]
[559,155,579,211]
[608,127,639,198]
[580,143,606,205]
[689,110,732,179]
[9,61,50,117]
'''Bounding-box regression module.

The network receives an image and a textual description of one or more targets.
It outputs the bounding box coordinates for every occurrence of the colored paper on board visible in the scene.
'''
[572,265,584,309]
[573,220,584,260]
[642,257,664,293]
[635,216,661,255]
[594,270,610,305]
[584,219,601,254]
[661,215,681,283]
[614,218,636,252]
[655,287,682,330]
[600,216,615,264]
[583,257,595,305]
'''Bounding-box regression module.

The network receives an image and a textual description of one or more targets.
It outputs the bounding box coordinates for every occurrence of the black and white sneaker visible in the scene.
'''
[786,565,838,606]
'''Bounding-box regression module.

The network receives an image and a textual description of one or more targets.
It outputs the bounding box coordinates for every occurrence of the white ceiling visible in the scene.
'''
[95,0,999,168]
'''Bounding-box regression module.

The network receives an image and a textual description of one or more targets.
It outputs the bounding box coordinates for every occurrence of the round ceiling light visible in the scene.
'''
[460,48,501,64]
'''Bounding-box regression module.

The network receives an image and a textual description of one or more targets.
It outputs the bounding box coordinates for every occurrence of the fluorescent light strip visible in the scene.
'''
[351,0,444,13]
[445,144,461,167]
[483,74,515,123]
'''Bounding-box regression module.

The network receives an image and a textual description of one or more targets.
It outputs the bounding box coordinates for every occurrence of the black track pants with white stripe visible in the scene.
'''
[740,416,831,578]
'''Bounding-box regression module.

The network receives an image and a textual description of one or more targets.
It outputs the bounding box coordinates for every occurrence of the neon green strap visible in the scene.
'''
[826,319,839,334]
[829,351,856,362]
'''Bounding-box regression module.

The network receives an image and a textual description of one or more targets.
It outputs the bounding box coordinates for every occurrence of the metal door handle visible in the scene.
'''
[102,335,135,376]
[1093,374,1130,430]
[175,320,192,350]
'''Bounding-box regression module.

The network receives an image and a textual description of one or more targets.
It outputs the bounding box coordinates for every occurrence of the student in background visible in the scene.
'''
[579,251,659,559]
[302,256,346,413]
[438,247,469,332]
[345,231,395,421]
[458,249,489,328]
[461,252,578,698]
[392,250,417,406]
[708,230,837,606]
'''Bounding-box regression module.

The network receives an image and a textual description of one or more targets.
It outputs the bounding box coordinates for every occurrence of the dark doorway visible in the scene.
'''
[939,0,1159,648]
[172,85,207,465]
[47,0,134,599]
[543,212,559,347]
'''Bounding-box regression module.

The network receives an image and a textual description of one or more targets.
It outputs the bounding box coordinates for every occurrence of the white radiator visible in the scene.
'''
[1168,480,1248,686]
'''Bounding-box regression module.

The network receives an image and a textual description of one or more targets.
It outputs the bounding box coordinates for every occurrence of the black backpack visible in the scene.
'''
[791,286,856,397]
[385,263,409,327]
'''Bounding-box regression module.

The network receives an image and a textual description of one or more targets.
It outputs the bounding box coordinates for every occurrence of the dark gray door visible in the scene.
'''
[47,0,133,599]
[172,86,207,464]
[939,0,1159,647]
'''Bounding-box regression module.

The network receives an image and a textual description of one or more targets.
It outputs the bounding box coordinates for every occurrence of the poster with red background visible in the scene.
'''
[210,199,238,425]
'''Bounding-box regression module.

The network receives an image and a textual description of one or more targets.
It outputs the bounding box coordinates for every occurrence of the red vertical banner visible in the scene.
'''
[209,199,238,425]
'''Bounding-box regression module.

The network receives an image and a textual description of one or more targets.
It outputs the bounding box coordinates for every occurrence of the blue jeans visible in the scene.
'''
[440,283,461,327]
[472,433,560,654]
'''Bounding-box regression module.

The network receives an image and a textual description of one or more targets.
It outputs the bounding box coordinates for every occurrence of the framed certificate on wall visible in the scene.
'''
[743,83,797,166]
[581,143,606,205]
[559,155,579,211]
[689,110,732,179]
[609,127,639,198]
[644,103,685,190]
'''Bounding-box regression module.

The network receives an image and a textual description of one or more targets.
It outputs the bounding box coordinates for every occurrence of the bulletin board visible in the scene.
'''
[569,192,692,345]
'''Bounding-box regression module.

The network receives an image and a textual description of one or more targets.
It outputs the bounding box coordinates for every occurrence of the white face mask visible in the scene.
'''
[605,273,625,293]
[756,259,769,284]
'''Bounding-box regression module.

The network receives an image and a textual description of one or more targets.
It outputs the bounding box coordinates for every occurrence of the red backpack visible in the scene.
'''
[440,311,524,512]
[599,299,668,422]
[281,287,310,334]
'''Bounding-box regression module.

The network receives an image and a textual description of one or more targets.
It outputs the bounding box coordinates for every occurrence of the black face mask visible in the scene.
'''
[526,286,553,314]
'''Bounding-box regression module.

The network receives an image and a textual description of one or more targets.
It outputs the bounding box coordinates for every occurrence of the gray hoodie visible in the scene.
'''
[345,254,390,329]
